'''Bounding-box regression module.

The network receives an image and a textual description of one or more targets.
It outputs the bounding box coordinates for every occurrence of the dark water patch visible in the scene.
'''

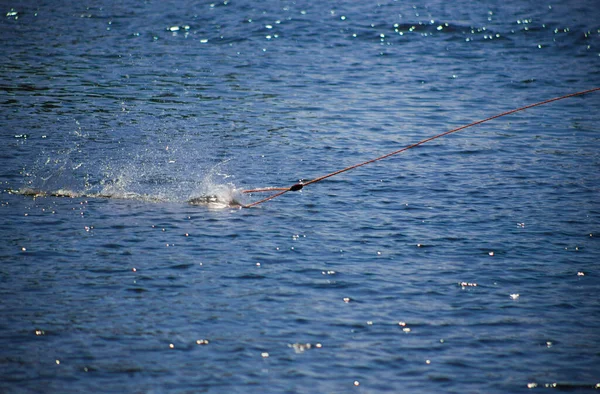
[226,273,267,280]
[127,287,148,293]
[99,243,125,250]
[169,263,194,270]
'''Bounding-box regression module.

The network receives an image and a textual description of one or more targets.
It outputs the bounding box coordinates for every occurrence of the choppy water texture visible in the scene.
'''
[2,1,600,393]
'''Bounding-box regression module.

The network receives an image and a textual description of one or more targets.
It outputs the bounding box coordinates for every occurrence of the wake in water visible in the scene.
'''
[8,186,244,208]
[14,157,244,208]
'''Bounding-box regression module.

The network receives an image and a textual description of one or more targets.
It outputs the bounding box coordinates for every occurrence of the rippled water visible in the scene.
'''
[2,1,600,393]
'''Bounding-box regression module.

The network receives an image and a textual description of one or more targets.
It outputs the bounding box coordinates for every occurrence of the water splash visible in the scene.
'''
[186,159,244,207]
[17,137,243,208]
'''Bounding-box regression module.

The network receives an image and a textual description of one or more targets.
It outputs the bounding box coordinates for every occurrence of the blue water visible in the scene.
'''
[2,1,600,392]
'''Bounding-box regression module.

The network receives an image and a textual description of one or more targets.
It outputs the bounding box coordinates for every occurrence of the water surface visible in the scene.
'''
[1,1,600,392]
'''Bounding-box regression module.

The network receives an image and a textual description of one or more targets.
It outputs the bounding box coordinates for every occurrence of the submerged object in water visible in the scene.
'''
[187,194,243,208]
